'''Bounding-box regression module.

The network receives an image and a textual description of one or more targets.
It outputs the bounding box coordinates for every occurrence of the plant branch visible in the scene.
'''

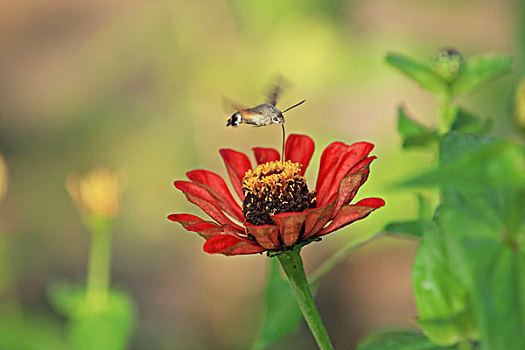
[310,232,382,284]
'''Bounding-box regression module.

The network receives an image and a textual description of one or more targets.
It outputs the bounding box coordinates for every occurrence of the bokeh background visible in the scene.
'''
[0,0,523,349]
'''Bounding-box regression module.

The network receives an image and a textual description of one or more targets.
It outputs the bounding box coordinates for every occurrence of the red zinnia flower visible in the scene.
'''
[168,134,385,256]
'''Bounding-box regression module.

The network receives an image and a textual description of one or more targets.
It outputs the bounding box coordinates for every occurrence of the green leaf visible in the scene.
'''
[417,193,432,220]
[356,330,458,350]
[383,194,432,238]
[252,259,303,350]
[437,204,525,350]
[450,109,492,134]
[412,219,477,346]
[407,131,525,349]
[451,54,512,95]
[472,247,525,350]
[386,53,448,95]
[0,314,68,350]
[48,283,135,350]
[398,133,525,190]
[397,106,439,148]
[439,131,495,163]
[384,220,427,237]
[429,131,525,349]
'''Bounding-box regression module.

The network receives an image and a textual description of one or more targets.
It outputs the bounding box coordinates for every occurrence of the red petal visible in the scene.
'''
[168,213,224,240]
[253,147,280,165]
[170,213,263,255]
[316,141,374,206]
[245,223,280,250]
[186,222,218,232]
[221,241,266,255]
[347,156,376,176]
[203,235,265,255]
[355,197,386,208]
[272,211,307,247]
[302,204,334,239]
[186,169,244,222]
[167,213,204,224]
[174,181,244,232]
[285,134,315,176]
[331,160,373,217]
[315,142,350,201]
[204,235,242,253]
[219,149,252,201]
[317,199,385,236]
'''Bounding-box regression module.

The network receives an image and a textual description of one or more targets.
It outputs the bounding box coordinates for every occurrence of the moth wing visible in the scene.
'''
[265,75,290,106]
[266,84,282,106]
[221,96,247,113]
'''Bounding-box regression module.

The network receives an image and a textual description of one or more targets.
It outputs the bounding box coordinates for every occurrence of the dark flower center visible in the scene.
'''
[242,160,317,225]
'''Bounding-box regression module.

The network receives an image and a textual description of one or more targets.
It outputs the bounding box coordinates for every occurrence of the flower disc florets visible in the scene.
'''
[242,160,317,225]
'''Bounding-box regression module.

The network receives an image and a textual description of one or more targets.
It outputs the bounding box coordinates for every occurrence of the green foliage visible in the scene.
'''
[397,106,439,149]
[412,219,478,346]
[384,193,431,238]
[436,133,525,350]
[450,109,492,134]
[0,314,68,350]
[252,259,303,350]
[438,205,525,350]
[450,54,513,95]
[385,48,519,350]
[386,53,448,96]
[356,330,458,350]
[411,133,525,349]
[386,52,512,99]
[384,220,427,237]
[398,134,525,190]
[49,283,135,350]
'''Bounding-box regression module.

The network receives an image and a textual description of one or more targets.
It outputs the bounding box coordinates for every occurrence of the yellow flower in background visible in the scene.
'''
[66,168,123,219]
[0,154,7,203]
[515,77,525,130]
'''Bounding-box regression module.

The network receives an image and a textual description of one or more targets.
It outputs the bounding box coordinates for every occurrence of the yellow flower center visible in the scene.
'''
[242,161,316,225]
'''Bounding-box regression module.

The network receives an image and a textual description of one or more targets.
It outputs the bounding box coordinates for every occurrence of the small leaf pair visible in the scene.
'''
[397,106,493,149]
[386,51,512,97]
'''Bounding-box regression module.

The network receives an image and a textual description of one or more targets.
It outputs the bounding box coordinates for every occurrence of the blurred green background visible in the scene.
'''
[0,0,522,349]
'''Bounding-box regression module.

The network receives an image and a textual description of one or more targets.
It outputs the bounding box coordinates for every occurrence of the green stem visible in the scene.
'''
[86,218,113,309]
[438,92,456,135]
[310,232,381,285]
[277,248,334,350]
[458,339,474,350]
[0,234,22,319]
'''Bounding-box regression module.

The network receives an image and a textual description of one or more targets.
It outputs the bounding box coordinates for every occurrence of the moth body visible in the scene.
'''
[226,103,284,127]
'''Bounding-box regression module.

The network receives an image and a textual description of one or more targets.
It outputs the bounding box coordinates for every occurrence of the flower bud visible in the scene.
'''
[66,168,123,220]
[433,48,464,82]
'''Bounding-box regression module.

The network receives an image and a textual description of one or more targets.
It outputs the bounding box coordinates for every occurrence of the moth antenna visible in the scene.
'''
[281,99,306,113]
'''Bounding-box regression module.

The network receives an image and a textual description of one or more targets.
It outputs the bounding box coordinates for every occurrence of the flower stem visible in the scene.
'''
[0,234,22,319]
[86,218,113,309]
[438,92,456,135]
[458,339,474,350]
[310,232,382,285]
[277,248,334,350]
